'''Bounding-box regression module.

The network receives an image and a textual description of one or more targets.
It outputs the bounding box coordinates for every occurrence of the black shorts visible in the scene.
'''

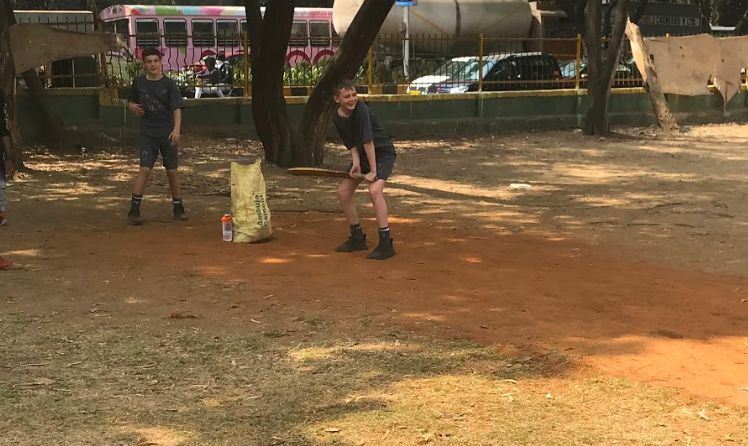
[359,154,396,181]
[139,133,178,170]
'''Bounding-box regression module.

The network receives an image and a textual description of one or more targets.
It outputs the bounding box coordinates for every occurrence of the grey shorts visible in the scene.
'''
[359,154,396,181]
[139,133,178,170]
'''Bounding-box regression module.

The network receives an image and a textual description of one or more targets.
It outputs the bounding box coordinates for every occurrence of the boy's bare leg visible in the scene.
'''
[335,177,368,252]
[128,167,152,225]
[367,179,389,228]
[337,177,360,225]
[166,169,181,199]
[132,167,152,196]
[166,169,188,221]
[367,179,395,260]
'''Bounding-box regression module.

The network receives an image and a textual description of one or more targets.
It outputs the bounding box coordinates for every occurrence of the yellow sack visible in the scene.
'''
[230,160,273,243]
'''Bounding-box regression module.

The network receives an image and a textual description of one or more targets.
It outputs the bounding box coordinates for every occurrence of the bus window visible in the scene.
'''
[104,18,129,37]
[289,21,308,47]
[192,20,215,48]
[309,21,329,47]
[164,20,187,47]
[135,19,159,48]
[240,20,247,37]
[217,20,239,47]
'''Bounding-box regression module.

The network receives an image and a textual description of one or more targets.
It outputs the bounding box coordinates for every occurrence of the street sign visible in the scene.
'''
[396,1,417,6]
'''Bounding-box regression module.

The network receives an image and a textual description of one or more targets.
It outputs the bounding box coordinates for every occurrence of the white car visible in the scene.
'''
[407,55,501,94]
[407,56,481,94]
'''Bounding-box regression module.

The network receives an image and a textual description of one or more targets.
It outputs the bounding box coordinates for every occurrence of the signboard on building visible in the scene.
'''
[619,1,701,36]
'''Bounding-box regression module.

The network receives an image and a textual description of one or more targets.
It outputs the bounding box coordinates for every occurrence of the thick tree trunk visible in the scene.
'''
[245,0,306,167]
[734,9,748,35]
[574,0,588,35]
[700,0,712,34]
[602,0,615,39]
[584,0,630,136]
[625,19,678,134]
[244,0,262,67]
[22,71,66,150]
[298,0,395,166]
[0,0,23,168]
[2,0,65,152]
[629,0,647,24]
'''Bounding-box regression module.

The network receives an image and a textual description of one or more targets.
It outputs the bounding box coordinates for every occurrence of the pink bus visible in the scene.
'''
[99,4,338,69]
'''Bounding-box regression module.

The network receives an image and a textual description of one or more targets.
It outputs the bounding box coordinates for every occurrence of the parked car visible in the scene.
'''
[407,56,483,94]
[427,52,562,93]
[559,58,643,87]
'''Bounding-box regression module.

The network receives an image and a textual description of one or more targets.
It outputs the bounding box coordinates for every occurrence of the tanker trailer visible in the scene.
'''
[332,0,534,52]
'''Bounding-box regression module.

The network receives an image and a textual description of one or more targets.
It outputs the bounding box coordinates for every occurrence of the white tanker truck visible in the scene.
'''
[332,0,570,90]
[332,0,567,51]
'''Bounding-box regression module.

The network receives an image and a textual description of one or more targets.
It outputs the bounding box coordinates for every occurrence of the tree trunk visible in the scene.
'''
[22,71,67,150]
[602,0,615,39]
[0,0,23,168]
[625,19,678,134]
[734,9,748,35]
[629,0,647,24]
[244,0,306,167]
[584,0,630,136]
[298,0,395,166]
[700,0,712,34]
[244,0,262,67]
[574,0,588,35]
[3,0,65,152]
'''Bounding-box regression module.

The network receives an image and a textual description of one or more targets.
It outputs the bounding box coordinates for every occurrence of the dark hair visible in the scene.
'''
[141,48,162,60]
[334,79,356,96]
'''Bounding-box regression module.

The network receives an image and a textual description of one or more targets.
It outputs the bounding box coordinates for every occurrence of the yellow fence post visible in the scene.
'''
[368,47,373,94]
[575,33,582,90]
[242,31,250,97]
[478,33,485,92]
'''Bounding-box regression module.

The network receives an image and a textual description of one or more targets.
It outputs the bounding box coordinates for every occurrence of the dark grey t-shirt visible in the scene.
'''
[130,75,183,136]
[333,101,396,160]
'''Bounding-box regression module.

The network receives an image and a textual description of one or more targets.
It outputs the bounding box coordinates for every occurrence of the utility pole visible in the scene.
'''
[396,0,416,81]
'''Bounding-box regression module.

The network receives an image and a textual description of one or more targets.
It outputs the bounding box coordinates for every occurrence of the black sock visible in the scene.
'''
[131,194,143,212]
[172,198,183,208]
[350,223,364,239]
[378,226,391,240]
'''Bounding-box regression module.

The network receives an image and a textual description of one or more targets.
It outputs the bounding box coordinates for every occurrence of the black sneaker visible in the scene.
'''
[335,234,368,252]
[367,238,395,260]
[128,209,144,226]
[173,204,189,221]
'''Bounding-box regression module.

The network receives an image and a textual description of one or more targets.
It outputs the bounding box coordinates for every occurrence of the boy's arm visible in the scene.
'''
[169,109,182,145]
[349,146,362,177]
[127,79,144,116]
[362,141,377,181]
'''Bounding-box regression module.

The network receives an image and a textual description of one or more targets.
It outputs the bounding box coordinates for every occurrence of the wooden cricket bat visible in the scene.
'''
[287,167,366,180]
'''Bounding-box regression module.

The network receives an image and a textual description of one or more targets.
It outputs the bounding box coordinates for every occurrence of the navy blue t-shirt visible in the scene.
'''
[333,101,396,161]
[130,75,183,136]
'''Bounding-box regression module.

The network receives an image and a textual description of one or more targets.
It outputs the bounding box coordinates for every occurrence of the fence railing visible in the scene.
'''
[31,29,742,96]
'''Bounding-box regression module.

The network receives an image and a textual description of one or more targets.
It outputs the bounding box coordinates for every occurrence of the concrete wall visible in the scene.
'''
[14,87,748,144]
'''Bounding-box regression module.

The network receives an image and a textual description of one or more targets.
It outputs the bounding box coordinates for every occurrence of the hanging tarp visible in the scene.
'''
[9,23,122,74]
[629,31,748,105]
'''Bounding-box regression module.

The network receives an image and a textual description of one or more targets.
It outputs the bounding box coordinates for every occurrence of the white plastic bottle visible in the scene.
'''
[221,214,233,242]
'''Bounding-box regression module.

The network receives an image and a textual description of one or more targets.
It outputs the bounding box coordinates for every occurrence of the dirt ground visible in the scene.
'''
[1,123,748,444]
